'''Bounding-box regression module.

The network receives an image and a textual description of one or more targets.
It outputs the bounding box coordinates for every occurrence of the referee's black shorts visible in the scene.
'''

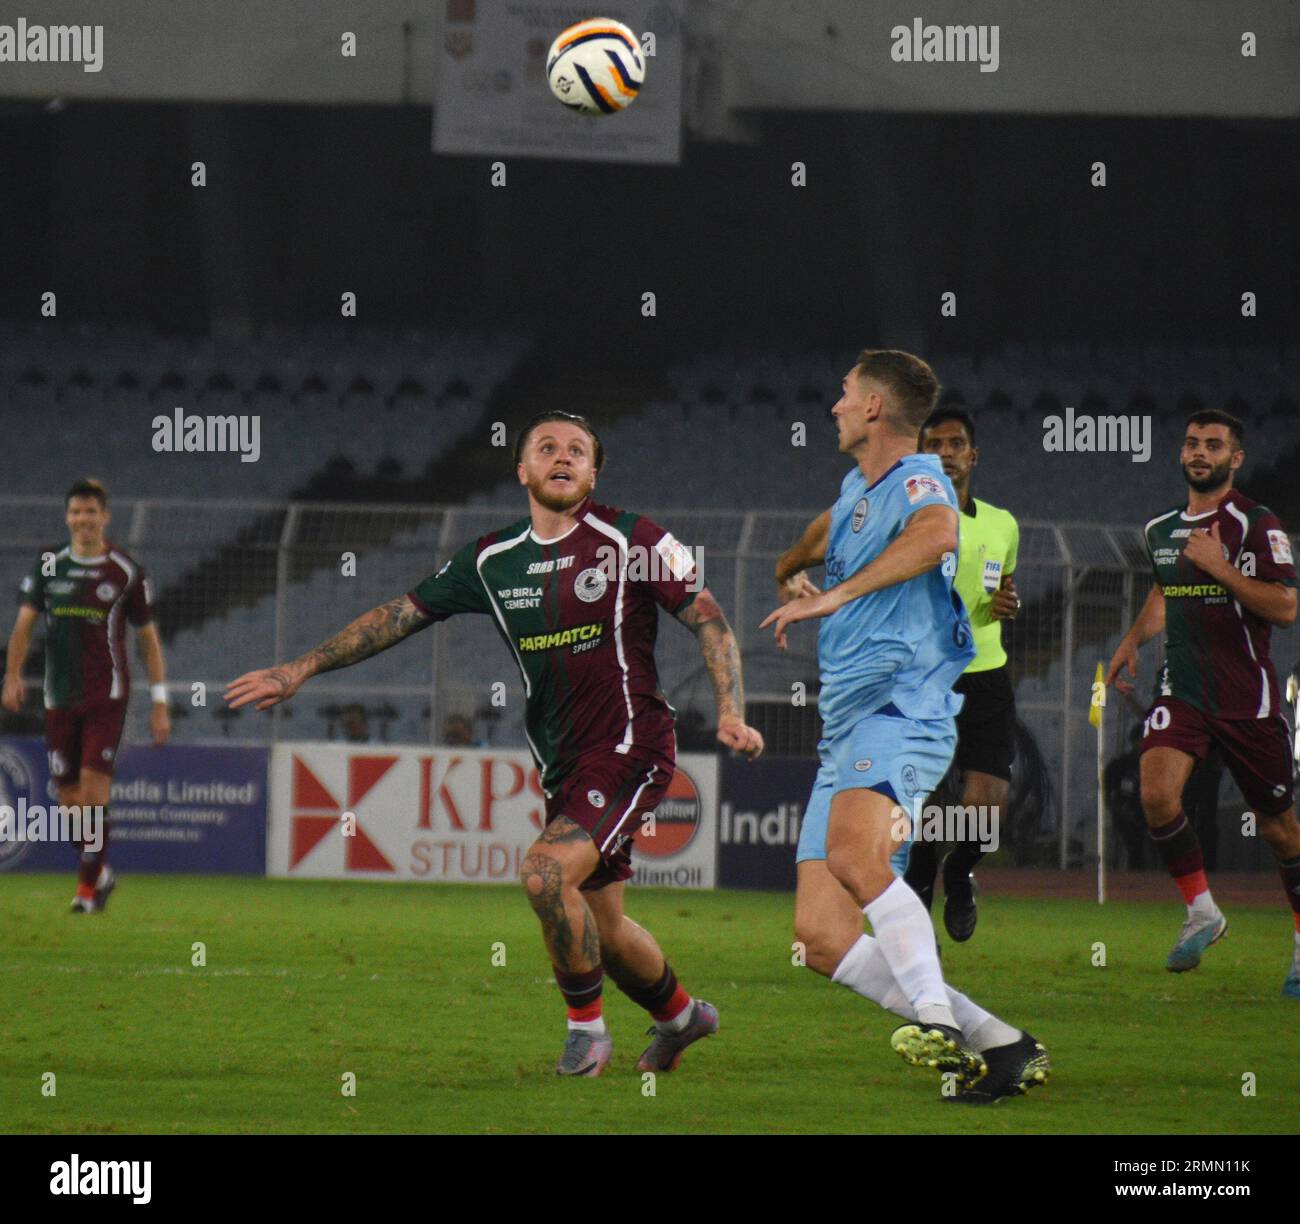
[953,666,1016,781]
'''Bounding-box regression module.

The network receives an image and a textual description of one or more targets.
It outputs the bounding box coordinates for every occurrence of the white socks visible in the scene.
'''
[862,878,953,1025]
[1189,890,1219,920]
[968,1016,1022,1054]
[567,1016,607,1035]
[830,932,1021,1053]
[831,930,912,1015]
[654,1001,695,1034]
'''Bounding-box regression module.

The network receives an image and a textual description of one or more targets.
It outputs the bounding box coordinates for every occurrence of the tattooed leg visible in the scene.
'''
[587,884,667,986]
[521,816,601,973]
[586,884,690,1021]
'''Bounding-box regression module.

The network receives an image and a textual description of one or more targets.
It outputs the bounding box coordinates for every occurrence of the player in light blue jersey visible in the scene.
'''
[764,350,1049,1103]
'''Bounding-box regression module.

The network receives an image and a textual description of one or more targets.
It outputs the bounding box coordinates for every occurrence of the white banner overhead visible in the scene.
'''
[267,742,718,888]
[432,0,683,164]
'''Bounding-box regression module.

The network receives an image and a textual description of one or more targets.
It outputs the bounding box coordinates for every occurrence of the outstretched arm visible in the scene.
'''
[761,504,957,648]
[674,589,763,758]
[226,595,432,711]
[774,508,831,602]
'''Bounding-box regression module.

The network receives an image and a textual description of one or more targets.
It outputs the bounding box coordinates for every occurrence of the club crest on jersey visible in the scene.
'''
[901,764,920,798]
[574,567,608,603]
[905,475,944,504]
[96,583,117,601]
[587,789,606,808]
[851,498,869,532]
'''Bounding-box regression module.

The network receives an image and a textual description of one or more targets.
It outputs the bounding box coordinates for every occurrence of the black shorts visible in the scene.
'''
[953,667,1016,782]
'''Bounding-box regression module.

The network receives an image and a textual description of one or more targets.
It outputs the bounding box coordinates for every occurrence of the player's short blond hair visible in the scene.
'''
[513,412,605,472]
[854,350,941,437]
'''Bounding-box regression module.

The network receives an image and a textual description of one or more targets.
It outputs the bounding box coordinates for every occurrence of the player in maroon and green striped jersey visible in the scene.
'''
[227,412,765,1074]
[3,478,172,912]
[1106,410,1300,994]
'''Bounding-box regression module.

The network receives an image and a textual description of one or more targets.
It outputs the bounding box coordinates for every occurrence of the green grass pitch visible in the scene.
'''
[2,874,1297,1135]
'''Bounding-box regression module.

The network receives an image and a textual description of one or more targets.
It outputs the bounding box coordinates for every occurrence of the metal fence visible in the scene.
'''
[3,498,1297,870]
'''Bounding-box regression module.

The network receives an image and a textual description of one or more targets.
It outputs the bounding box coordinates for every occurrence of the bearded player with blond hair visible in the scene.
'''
[228,412,764,1075]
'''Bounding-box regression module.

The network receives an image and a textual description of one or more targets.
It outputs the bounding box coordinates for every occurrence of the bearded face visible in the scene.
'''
[518,422,598,512]
[1181,451,1234,493]
[1180,424,1239,494]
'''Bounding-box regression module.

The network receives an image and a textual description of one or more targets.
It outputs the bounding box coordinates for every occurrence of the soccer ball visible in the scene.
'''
[546,18,645,116]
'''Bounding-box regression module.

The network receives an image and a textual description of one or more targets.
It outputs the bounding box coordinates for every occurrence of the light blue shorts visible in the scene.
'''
[795,704,957,864]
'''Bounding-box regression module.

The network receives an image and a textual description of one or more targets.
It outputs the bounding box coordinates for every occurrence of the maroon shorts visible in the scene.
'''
[44,698,128,788]
[1139,696,1295,817]
[545,751,674,891]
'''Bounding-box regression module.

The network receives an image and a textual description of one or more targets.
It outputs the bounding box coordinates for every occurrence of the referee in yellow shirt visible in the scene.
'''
[903,408,1021,942]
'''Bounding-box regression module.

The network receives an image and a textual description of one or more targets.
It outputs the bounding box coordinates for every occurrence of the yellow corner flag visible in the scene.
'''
[1088,661,1105,728]
[1091,661,1107,903]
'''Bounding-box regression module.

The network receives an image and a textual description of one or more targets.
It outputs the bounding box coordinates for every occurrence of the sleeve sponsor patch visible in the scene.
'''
[654,533,694,580]
[1267,529,1293,566]
[904,474,945,504]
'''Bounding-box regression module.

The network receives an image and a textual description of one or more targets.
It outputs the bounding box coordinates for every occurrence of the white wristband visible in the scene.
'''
[151,684,168,704]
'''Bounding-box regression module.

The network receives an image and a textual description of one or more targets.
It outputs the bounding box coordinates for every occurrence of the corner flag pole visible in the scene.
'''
[1089,662,1106,904]
[1288,672,1299,766]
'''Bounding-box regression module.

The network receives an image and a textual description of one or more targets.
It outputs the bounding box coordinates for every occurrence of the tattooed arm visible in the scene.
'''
[675,590,743,722]
[225,595,432,711]
[674,589,764,758]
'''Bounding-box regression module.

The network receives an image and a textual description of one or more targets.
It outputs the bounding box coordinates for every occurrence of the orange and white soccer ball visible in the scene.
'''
[546,17,645,116]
